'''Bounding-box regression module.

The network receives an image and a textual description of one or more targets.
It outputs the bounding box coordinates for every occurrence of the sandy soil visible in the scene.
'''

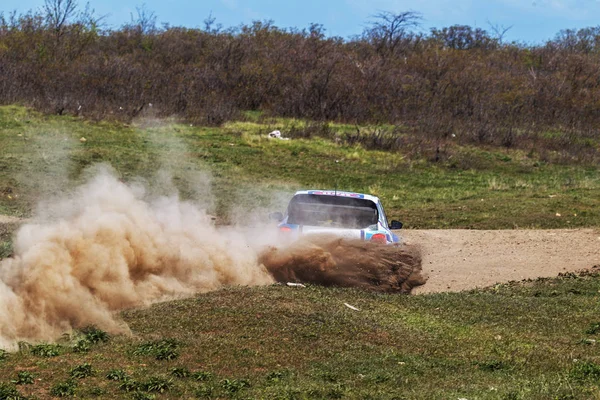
[401,229,600,294]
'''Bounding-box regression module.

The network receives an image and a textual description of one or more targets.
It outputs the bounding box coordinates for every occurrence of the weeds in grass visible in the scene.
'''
[88,387,106,397]
[11,371,34,385]
[50,380,77,397]
[192,371,213,382]
[106,369,129,381]
[0,241,11,259]
[0,350,6,362]
[476,360,509,372]
[118,378,139,392]
[72,339,91,353]
[133,339,180,360]
[70,363,94,379]
[570,361,600,381]
[131,391,155,400]
[0,382,26,400]
[585,322,600,335]
[170,367,191,378]
[220,378,250,394]
[81,326,110,344]
[140,377,173,393]
[30,343,60,357]
[266,370,289,383]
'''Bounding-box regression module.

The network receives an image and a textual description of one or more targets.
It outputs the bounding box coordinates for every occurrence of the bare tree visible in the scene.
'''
[363,11,422,57]
[203,12,222,34]
[130,3,157,35]
[44,0,77,45]
[487,20,513,45]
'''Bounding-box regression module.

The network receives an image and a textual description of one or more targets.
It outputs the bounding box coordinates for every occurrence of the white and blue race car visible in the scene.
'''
[271,190,403,245]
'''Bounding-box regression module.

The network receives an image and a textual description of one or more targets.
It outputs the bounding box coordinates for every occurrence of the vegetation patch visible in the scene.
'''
[50,380,77,397]
[0,272,597,398]
[69,363,94,379]
[29,343,61,358]
[10,371,34,385]
[132,339,180,361]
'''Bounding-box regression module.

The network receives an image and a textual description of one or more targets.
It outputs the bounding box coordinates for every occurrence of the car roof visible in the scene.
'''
[293,190,381,204]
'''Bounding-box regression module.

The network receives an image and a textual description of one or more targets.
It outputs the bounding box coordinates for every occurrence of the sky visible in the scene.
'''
[2,0,600,44]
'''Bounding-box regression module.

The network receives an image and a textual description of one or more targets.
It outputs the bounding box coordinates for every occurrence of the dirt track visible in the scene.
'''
[1,216,599,294]
[401,229,600,294]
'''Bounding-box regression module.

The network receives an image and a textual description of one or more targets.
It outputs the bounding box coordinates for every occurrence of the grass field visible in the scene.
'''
[1,105,600,399]
[1,105,599,229]
[1,271,600,399]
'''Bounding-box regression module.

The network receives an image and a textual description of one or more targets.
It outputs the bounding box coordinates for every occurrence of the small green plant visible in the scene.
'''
[266,370,288,383]
[131,391,155,400]
[0,382,26,400]
[133,339,180,361]
[50,380,77,397]
[170,367,191,378]
[88,387,106,397]
[30,343,60,357]
[220,378,250,394]
[72,339,91,353]
[11,371,34,385]
[585,322,600,335]
[570,361,600,381]
[192,371,213,382]
[118,378,139,392]
[0,240,12,259]
[0,349,7,361]
[139,377,173,393]
[106,369,129,381]
[476,359,507,372]
[70,363,94,379]
[81,326,110,344]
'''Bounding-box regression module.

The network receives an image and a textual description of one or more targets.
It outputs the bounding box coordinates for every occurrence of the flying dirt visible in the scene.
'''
[261,236,425,293]
[0,167,425,349]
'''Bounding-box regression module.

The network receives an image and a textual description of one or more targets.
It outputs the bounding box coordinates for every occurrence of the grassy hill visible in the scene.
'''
[1,105,599,230]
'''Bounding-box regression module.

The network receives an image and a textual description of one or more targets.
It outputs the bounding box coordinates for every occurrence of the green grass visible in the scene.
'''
[0,105,599,229]
[1,104,599,398]
[0,271,599,399]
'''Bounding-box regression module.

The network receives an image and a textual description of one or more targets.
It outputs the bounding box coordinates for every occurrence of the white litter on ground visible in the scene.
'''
[268,130,290,140]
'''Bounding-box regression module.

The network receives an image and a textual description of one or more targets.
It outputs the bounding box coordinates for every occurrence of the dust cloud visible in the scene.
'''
[261,235,426,293]
[0,167,273,349]
[0,165,425,350]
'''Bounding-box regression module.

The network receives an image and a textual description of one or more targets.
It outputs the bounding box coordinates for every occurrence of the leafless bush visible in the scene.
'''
[0,2,599,162]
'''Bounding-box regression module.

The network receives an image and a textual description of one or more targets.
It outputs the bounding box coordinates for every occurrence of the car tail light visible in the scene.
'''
[279,226,292,233]
[370,233,387,244]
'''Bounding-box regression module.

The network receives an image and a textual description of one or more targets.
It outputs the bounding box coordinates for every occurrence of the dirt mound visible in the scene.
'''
[260,235,427,293]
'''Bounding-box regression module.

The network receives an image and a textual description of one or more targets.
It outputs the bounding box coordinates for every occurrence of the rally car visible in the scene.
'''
[270,190,403,244]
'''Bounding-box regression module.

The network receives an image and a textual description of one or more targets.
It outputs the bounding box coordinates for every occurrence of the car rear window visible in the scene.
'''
[287,194,378,229]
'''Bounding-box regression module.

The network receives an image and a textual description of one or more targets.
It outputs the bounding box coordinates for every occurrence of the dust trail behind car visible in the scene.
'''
[0,166,425,350]
[261,235,426,293]
[0,167,274,350]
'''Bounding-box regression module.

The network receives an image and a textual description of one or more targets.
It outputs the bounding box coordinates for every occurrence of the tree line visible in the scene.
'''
[1,1,599,162]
